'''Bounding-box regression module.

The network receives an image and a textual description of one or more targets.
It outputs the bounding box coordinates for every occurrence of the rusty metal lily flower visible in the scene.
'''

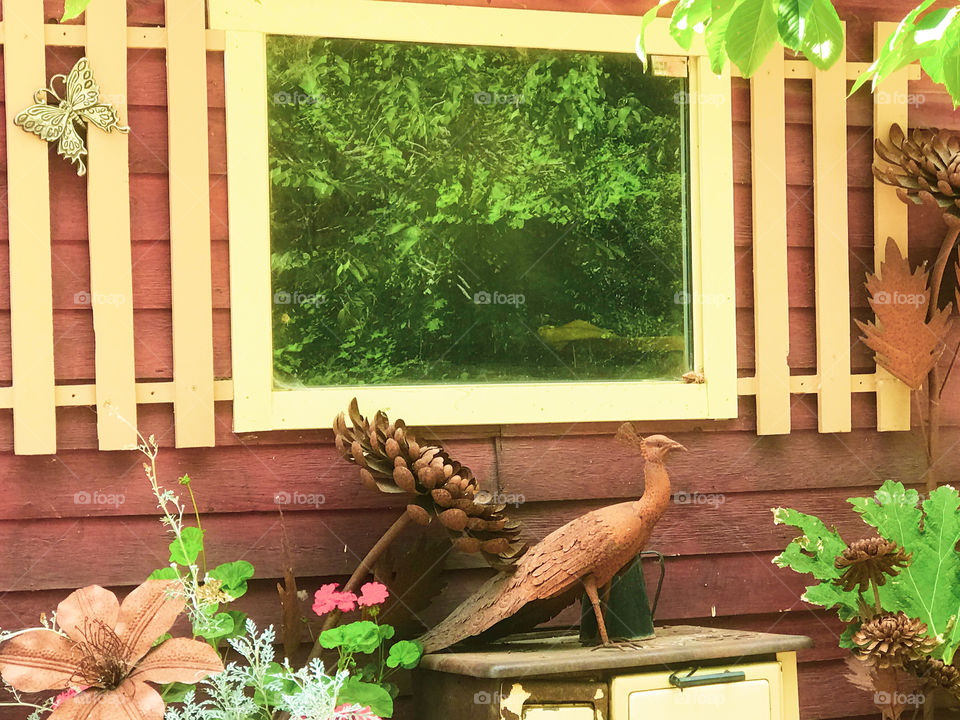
[0,580,223,719]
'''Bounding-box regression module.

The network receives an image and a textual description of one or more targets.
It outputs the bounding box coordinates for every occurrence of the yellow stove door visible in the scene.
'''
[611,661,784,720]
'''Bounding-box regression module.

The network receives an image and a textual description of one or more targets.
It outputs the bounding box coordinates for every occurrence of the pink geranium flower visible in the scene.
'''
[313,583,358,615]
[357,581,389,608]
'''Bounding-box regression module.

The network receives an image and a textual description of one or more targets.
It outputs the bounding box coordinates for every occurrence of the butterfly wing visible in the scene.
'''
[57,119,88,176]
[66,58,101,111]
[69,57,129,134]
[14,103,70,142]
[77,104,129,134]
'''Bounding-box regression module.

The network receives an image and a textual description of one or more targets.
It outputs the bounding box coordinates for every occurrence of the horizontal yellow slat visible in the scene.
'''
[737,374,877,396]
[0,380,233,409]
[0,24,226,50]
[210,0,706,55]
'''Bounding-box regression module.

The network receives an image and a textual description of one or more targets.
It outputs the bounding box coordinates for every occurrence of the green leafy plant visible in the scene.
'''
[165,621,384,720]
[638,1,960,108]
[140,440,254,646]
[774,480,960,718]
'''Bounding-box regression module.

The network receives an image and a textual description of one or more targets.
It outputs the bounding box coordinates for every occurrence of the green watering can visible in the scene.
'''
[579,550,665,644]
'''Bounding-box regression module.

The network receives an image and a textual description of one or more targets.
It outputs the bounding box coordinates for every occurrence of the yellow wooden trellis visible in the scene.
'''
[0,0,226,454]
[737,30,919,435]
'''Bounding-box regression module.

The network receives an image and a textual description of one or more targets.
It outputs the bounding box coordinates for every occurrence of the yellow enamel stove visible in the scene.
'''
[414,625,811,720]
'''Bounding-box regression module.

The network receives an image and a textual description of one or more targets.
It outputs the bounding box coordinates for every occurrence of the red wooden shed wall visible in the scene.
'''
[0,1,957,718]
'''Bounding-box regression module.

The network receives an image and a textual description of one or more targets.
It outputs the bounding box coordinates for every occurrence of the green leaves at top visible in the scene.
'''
[705,0,739,74]
[850,0,938,96]
[725,0,779,77]
[772,506,860,622]
[169,526,204,566]
[800,0,844,69]
[669,0,714,49]
[850,481,960,661]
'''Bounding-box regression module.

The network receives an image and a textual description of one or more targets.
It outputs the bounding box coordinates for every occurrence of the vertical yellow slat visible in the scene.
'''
[812,26,852,433]
[777,652,801,720]
[86,0,138,449]
[3,0,57,454]
[166,0,215,446]
[224,31,274,432]
[750,49,791,435]
[873,22,911,432]
[695,58,738,418]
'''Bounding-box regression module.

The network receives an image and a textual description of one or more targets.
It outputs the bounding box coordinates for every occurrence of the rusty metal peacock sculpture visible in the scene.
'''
[419,423,685,652]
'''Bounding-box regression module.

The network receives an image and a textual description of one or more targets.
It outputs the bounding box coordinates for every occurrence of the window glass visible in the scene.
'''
[267,36,692,387]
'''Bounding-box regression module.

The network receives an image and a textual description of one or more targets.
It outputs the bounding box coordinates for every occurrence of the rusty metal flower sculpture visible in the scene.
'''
[874,124,960,220]
[334,398,526,568]
[0,580,223,719]
[852,612,938,669]
[834,537,912,593]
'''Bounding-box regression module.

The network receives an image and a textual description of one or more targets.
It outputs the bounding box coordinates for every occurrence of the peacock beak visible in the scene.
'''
[670,441,687,452]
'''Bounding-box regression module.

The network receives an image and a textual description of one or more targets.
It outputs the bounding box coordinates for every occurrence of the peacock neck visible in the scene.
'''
[633,458,672,523]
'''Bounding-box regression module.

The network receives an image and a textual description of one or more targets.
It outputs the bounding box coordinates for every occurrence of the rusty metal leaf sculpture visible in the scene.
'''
[855,238,953,390]
[334,398,526,569]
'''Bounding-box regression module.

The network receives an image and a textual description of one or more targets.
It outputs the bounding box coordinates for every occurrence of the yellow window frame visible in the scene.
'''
[210,0,737,431]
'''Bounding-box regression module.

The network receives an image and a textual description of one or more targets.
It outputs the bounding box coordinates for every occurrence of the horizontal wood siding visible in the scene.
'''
[0,2,948,719]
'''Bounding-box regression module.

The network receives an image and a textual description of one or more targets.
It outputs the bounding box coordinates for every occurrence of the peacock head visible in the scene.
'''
[616,423,686,463]
[641,434,687,463]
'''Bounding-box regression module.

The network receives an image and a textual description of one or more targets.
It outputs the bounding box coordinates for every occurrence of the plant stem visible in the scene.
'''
[184,480,206,575]
[306,511,412,662]
[872,581,882,616]
[923,225,960,493]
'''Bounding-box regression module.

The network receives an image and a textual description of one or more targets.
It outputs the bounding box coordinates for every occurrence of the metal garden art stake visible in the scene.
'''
[419,423,685,652]
[871,124,960,491]
[14,57,130,176]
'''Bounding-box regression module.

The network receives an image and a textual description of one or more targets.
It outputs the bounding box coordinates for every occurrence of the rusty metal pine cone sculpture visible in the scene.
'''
[834,537,912,593]
[874,123,960,221]
[333,399,527,569]
[852,612,938,669]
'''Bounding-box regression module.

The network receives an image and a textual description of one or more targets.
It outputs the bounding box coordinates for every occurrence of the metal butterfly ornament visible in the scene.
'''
[14,57,129,176]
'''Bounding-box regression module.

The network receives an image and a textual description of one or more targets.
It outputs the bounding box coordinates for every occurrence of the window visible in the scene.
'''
[212,0,737,430]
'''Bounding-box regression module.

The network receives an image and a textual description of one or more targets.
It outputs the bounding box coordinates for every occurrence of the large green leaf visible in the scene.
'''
[799,0,844,69]
[209,560,255,598]
[637,1,679,66]
[851,0,938,95]
[705,0,739,74]
[777,0,803,50]
[850,481,960,661]
[939,15,960,106]
[339,677,394,718]
[168,526,204,566]
[725,0,778,77]
[61,0,92,21]
[670,0,713,49]
[772,506,860,620]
